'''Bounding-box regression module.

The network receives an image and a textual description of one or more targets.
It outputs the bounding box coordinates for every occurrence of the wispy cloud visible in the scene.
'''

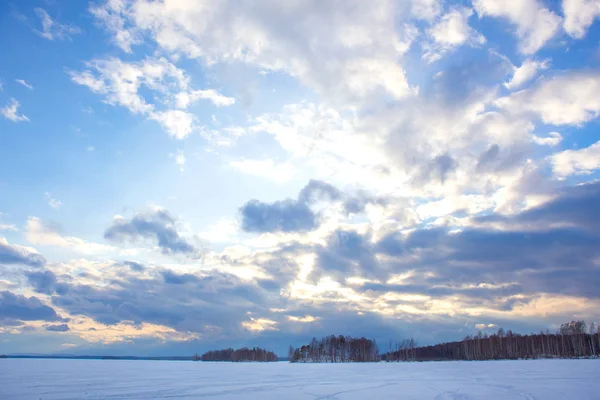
[1,99,29,122]
[44,192,63,209]
[34,8,81,41]
[15,79,33,90]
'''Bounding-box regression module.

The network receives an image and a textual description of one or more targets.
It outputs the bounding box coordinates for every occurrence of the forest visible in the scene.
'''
[382,320,600,362]
[198,347,278,362]
[289,335,380,362]
[287,320,600,363]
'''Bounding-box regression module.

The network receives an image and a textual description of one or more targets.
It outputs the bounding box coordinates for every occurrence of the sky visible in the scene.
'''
[0,0,600,357]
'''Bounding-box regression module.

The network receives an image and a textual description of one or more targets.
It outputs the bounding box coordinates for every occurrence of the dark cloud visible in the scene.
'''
[26,270,69,295]
[298,182,600,302]
[476,144,529,174]
[240,180,386,233]
[375,232,404,256]
[312,230,380,281]
[104,209,197,255]
[50,270,272,334]
[45,323,70,332]
[476,144,500,171]
[297,179,342,203]
[513,181,600,231]
[161,270,199,284]
[240,199,318,233]
[32,182,600,354]
[0,239,45,267]
[122,261,145,272]
[0,291,64,321]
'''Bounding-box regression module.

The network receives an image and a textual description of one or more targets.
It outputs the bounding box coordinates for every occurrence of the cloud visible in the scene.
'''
[1,99,29,122]
[171,150,186,172]
[26,270,69,295]
[473,0,561,54]
[0,237,45,267]
[121,261,146,272]
[504,59,550,90]
[89,0,142,52]
[297,180,343,204]
[562,0,600,39]
[89,0,416,103]
[240,199,317,234]
[0,291,64,322]
[240,180,383,233]
[496,71,600,125]
[175,89,235,108]
[150,110,196,139]
[411,0,443,21]
[550,140,600,177]
[104,209,197,255]
[44,192,63,209]
[45,323,70,332]
[0,224,17,232]
[424,7,486,63]
[161,270,199,285]
[25,217,114,256]
[69,57,232,138]
[34,8,81,40]
[532,132,562,146]
[313,229,379,282]
[414,153,457,185]
[15,79,33,90]
[49,267,271,336]
[14,179,600,350]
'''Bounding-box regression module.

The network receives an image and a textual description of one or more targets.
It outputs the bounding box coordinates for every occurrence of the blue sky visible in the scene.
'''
[1,0,600,356]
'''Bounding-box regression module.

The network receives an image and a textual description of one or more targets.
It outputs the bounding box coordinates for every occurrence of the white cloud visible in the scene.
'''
[424,7,486,63]
[15,79,33,90]
[0,224,17,232]
[69,56,230,138]
[563,0,600,38]
[175,89,235,109]
[90,0,417,103]
[504,59,550,90]
[473,0,561,54]
[150,110,196,139]
[171,150,186,172]
[25,217,115,255]
[550,140,600,177]
[89,0,140,52]
[532,132,562,146]
[229,158,296,183]
[69,57,179,114]
[1,99,29,123]
[411,0,443,21]
[44,192,63,209]
[34,8,81,41]
[496,72,600,125]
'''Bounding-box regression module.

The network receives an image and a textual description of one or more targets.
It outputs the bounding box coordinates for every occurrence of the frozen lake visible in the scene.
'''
[1,358,599,399]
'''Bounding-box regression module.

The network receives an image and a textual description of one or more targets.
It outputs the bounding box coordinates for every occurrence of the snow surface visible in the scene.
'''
[1,358,599,399]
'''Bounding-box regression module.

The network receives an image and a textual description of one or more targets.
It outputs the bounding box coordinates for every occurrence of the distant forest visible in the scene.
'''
[289,335,379,362]
[383,320,600,362]
[198,347,278,362]
[288,320,600,363]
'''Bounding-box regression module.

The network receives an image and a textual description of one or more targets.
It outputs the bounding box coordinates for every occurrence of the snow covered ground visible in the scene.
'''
[1,358,599,399]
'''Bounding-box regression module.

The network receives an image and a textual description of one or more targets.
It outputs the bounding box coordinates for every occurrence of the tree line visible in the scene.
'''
[199,347,278,362]
[289,335,379,362]
[382,320,600,362]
